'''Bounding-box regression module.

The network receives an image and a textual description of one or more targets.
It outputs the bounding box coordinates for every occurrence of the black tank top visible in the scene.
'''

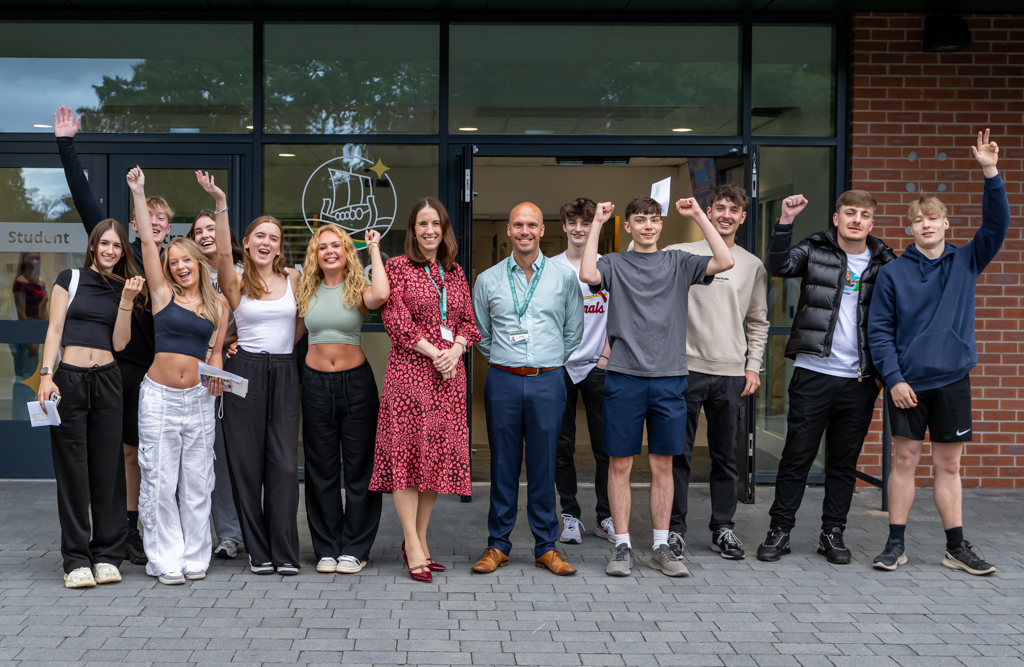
[153,300,216,361]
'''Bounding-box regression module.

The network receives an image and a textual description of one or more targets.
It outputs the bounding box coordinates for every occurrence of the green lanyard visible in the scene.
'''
[424,263,447,322]
[506,255,546,323]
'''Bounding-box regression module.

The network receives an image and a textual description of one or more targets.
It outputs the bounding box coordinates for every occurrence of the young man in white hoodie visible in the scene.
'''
[664,183,769,560]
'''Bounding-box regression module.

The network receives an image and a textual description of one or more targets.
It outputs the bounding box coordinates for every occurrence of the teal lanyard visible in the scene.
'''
[424,263,447,322]
[506,255,546,323]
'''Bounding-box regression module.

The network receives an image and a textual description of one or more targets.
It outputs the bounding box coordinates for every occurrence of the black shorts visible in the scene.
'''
[119,360,148,447]
[887,375,973,443]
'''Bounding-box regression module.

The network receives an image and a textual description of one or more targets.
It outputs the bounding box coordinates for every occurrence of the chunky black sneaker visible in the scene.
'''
[125,530,148,565]
[711,528,745,560]
[756,528,791,562]
[667,531,686,559]
[817,527,852,564]
[872,539,907,571]
[942,540,996,576]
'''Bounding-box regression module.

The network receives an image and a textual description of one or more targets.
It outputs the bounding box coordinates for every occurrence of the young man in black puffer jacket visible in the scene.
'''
[757,190,895,565]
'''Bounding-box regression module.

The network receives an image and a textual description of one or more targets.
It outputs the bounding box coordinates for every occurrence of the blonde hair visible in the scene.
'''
[241,215,288,299]
[162,237,225,325]
[132,195,175,221]
[908,196,947,221]
[296,224,366,316]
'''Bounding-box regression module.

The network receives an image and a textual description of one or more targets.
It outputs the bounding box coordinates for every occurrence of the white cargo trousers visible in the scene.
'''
[138,375,216,577]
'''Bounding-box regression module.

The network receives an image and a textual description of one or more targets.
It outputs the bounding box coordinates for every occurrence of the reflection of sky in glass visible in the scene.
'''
[0,58,136,133]
[20,168,76,219]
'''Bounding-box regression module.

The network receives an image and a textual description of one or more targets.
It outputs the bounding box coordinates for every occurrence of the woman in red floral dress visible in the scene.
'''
[370,197,480,582]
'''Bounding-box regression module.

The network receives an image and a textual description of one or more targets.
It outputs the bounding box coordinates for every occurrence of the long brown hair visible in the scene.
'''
[189,210,245,266]
[296,224,367,316]
[84,219,146,307]
[162,237,225,325]
[240,215,288,300]
[405,197,457,272]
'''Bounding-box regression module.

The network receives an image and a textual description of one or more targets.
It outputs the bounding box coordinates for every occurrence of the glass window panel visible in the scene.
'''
[755,146,834,478]
[752,25,835,137]
[264,23,440,134]
[0,22,253,133]
[450,24,740,136]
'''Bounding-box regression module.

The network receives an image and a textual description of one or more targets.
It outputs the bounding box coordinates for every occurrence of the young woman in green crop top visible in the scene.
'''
[295,223,390,574]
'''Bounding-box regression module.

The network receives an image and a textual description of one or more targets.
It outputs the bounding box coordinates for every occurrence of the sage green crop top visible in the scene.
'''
[304,282,363,346]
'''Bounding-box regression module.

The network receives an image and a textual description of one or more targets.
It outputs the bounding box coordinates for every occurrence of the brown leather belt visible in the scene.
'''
[490,364,560,377]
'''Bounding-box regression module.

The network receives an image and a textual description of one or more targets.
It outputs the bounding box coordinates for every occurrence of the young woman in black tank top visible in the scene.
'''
[127,168,229,586]
[37,220,146,589]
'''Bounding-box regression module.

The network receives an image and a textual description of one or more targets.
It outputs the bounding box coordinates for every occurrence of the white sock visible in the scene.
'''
[653,529,669,550]
[614,533,631,549]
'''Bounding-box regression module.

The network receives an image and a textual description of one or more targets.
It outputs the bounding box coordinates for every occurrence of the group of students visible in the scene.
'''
[39,105,1008,588]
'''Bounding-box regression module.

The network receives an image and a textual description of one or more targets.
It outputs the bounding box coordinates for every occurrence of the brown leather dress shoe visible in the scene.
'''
[535,549,577,576]
[471,547,509,574]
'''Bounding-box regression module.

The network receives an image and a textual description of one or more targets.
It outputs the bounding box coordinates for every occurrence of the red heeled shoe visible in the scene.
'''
[426,558,446,572]
[408,563,432,582]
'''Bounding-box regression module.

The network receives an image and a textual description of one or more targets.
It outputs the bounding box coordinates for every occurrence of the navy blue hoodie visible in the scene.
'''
[867,174,1010,392]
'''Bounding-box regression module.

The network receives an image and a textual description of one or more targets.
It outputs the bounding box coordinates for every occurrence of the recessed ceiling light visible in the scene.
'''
[245,125,254,130]
[458,127,479,132]
[33,124,52,128]
[672,128,693,133]
[278,153,295,157]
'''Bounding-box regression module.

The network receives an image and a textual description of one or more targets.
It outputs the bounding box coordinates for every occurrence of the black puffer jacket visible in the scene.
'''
[765,225,896,380]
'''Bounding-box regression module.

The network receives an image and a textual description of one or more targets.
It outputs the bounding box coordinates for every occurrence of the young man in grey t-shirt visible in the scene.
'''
[580,196,735,578]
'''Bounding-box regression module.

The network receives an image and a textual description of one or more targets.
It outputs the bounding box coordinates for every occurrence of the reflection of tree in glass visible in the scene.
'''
[264,60,438,134]
[75,59,253,133]
[0,170,77,222]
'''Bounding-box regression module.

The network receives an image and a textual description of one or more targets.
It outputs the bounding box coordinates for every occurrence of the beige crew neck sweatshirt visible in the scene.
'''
[666,240,769,376]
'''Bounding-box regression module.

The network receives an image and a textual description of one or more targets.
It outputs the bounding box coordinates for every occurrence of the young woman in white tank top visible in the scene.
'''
[197,171,303,575]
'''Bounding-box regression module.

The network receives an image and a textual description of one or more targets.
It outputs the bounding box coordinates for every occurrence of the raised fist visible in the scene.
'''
[781,195,809,219]
[593,202,615,225]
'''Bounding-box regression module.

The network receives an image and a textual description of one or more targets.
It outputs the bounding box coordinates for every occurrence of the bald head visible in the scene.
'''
[510,202,543,223]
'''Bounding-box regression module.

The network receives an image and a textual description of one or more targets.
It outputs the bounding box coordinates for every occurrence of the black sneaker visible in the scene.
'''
[756,528,791,562]
[872,539,907,571]
[817,527,851,564]
[942,540,996,576]
[125,530,148,565]
[711,528,745,560]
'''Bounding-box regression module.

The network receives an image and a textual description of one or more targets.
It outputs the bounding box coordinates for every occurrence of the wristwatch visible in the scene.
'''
[40,367,52,376]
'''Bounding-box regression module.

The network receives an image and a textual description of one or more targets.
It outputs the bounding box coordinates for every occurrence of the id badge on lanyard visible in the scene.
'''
[506,256,545,346]
[425,264,454,343]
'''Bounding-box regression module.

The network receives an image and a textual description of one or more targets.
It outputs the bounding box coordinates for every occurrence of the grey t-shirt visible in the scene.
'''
[592,249,712,377]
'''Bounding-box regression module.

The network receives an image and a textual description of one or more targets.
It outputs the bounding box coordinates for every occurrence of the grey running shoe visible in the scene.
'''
[872,539,907,571]
[942,540,996,575]
[605,544,635,577]
[667,531,686,558]
[158,571,186,585]
[712,528,745,560]
[648,544,689,577]
[559,514,584,544]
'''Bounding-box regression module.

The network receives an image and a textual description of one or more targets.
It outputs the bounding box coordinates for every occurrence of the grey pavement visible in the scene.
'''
[0,479,1021,666]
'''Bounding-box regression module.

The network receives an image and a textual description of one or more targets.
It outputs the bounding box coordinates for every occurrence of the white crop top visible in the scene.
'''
[233,270,297,354]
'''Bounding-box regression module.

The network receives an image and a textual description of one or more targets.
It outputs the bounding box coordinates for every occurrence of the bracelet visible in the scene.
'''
[600,355,609,360]
[214,206,228,214]
[119,306,132,311]
[367,242,380,250]
[454,341,466,352]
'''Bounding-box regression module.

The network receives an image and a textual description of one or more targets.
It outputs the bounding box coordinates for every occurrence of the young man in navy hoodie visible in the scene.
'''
[867,130,1009,576]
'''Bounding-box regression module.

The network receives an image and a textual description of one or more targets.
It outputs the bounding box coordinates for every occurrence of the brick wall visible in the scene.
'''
[850,13,1024,488]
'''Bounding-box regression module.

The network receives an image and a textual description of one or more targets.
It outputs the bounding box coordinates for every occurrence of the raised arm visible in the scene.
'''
[126,167,170,310]
[765,195,811,277]
[361,230,390,311]
[580,202,613,286]
[675,198,735,275]
[113,276,146,352]
[967,129,1010,273]
[196,170,239,308]
[54,106,104,233]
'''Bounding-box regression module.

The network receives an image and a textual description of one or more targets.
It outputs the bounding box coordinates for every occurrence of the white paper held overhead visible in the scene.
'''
[650,177,671,216]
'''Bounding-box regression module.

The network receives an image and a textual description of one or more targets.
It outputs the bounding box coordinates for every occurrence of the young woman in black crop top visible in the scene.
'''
[127,167,229,586]
[37,220,146,589]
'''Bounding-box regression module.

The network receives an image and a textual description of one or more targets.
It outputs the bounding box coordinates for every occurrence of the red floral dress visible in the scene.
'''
[370,255,481,495]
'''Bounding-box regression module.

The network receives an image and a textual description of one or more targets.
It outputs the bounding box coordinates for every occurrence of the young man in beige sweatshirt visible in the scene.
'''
[664,183,769,560]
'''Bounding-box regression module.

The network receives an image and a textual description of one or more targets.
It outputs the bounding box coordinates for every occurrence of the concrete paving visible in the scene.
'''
[0,479,1020,666]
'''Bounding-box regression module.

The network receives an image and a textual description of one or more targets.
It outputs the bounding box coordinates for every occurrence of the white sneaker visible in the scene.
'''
[214,538,239,559]
[158,571,186,585]
[64,567,96,588]
[184,571,206,580]
[559,514,584,544]
[92,563,121,584]
[335,556,367,574]
[317,557,338,573]
[594,517,615,543]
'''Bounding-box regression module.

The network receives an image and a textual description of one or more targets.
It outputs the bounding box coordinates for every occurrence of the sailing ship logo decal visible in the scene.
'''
[302,156,397,241]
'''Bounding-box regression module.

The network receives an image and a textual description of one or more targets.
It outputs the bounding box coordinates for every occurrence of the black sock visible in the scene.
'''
[127,510,139,533]
[888,524,906,545]
[945,526,964,551]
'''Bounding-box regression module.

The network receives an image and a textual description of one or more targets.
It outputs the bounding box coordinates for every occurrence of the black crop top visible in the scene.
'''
[54,268,123,351]
[154,300,216,361]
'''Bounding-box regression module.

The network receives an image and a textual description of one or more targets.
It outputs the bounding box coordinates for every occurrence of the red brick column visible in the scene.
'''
[850,13,1024,488]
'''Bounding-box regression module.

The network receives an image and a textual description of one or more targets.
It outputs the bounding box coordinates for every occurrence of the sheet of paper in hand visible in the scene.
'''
[651,177,671,216]
[27,401,61,427]
[198,362,249,398]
